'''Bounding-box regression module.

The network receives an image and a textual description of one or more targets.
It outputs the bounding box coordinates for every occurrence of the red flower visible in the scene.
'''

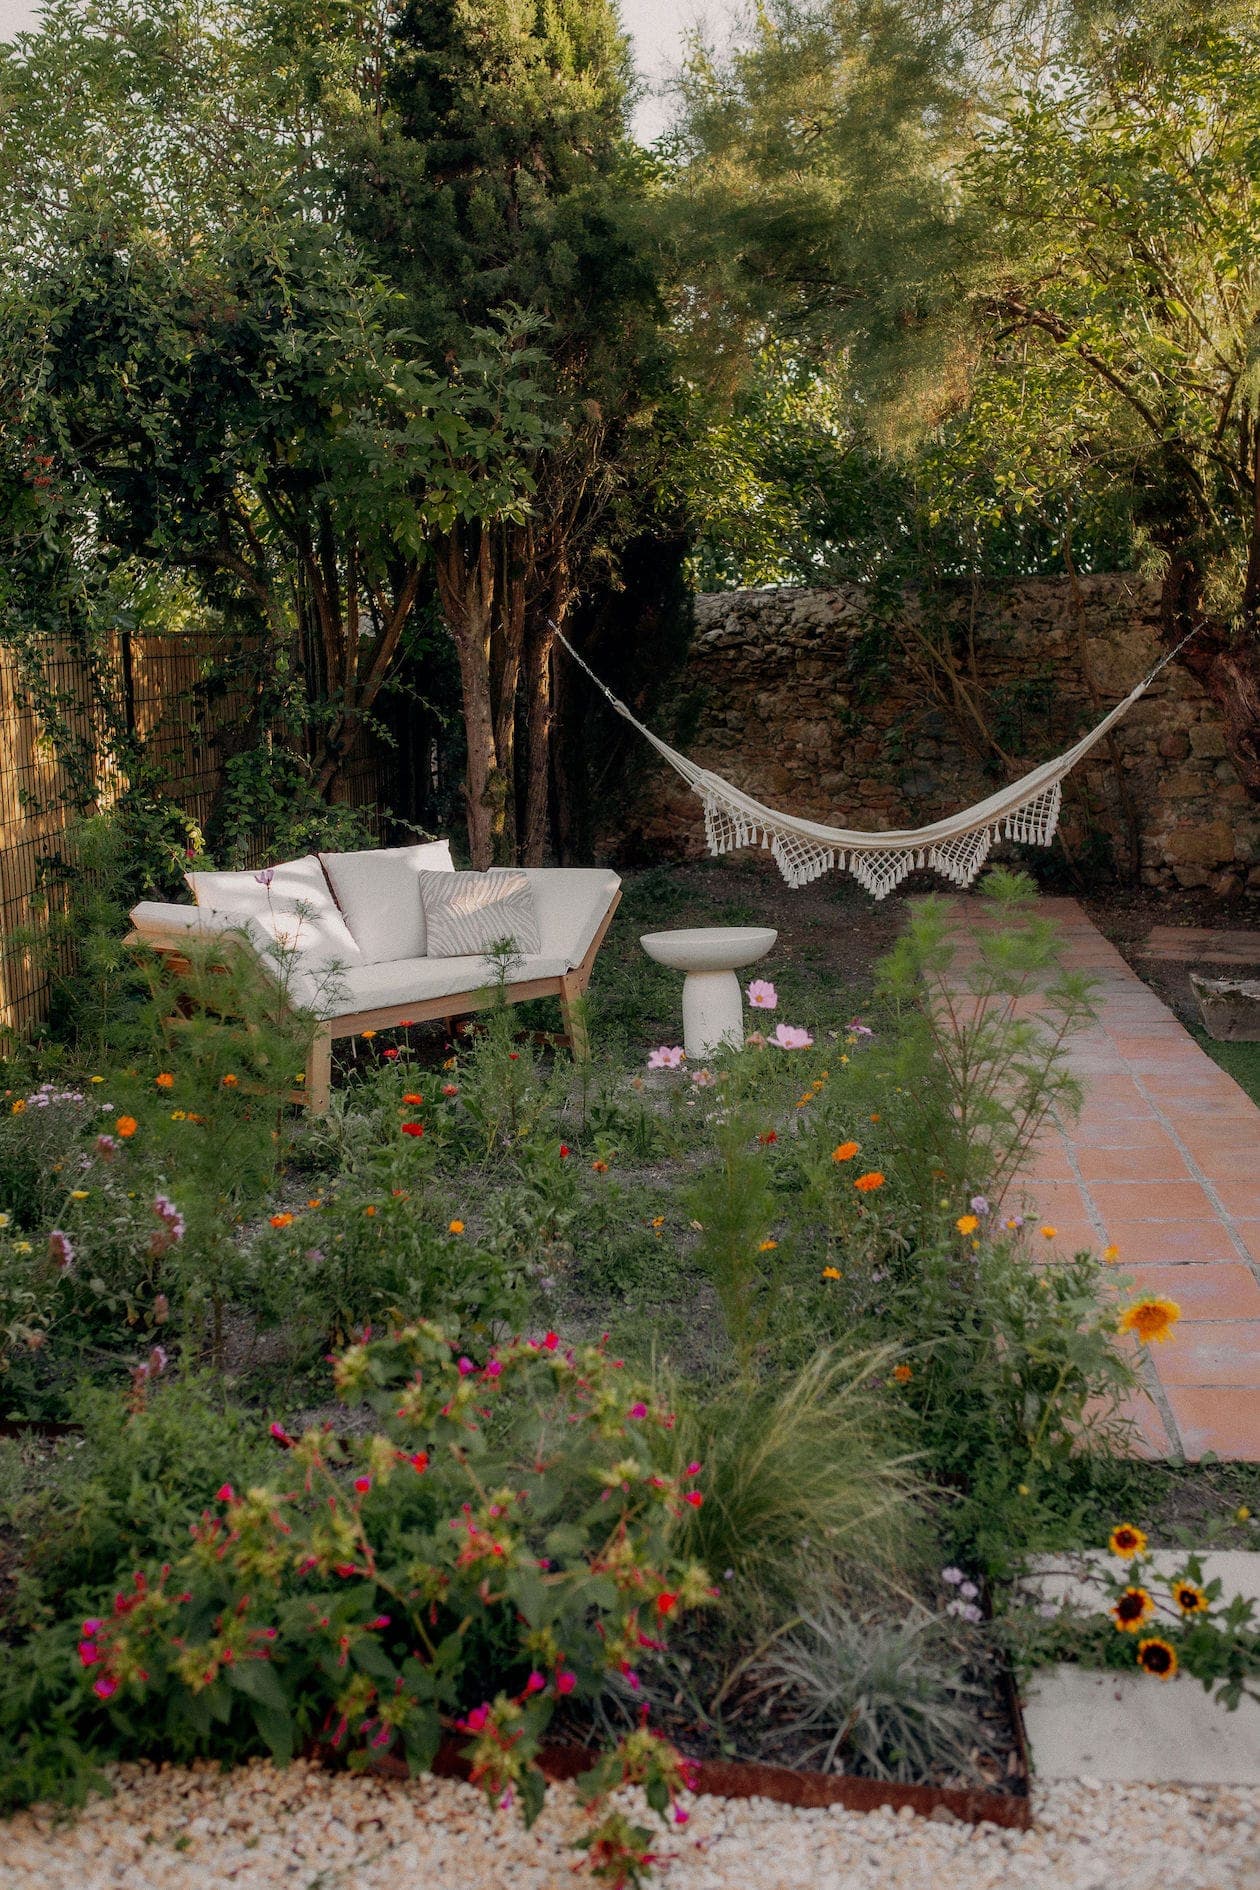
[559,1144,571,1158]
[556,1670,576,1694]
[382,1047,399,1060]
[683,1491,703,1508]
[408,1452,429,1474]
[655,1592,677,1616]
[354,1476,372,1495]
[757,1130,777,1145]
[401,1122,424,1137]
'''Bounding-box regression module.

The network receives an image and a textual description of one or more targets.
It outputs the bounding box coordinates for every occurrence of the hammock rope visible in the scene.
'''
[554,622,1197,899]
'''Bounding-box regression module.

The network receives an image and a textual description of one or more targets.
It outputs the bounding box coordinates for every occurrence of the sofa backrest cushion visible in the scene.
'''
[318,840,454,963]
[184,855,364,970]
[417,868,542,961]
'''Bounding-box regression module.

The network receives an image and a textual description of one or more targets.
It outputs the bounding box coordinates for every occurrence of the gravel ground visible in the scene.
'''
[4,1760,1259,1890]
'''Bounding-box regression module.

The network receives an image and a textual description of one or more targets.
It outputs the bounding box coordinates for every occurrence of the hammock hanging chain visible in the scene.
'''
[550,619,1201,899]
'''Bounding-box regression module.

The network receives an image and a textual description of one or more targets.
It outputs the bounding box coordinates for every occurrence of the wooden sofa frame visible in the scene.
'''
[126,888,620,1116]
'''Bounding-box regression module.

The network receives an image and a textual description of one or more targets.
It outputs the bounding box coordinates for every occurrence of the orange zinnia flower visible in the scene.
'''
[956,1214,979,1236]
[821,1266,841,1281]
[403,1093,423,1106]
[832,1141,860,1163]
[115,1116,137,1138]
[1118,1298,1180,1345]
[155,1072,174,1090]
[222,1073,239,1088]
[891,1364,913,1384]
[449,1220,465,1235]
[854,1171,885,1193]
[270,1213,294,1229]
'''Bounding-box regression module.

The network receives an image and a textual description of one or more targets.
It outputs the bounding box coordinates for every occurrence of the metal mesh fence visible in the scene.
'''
[0,633,388,1039]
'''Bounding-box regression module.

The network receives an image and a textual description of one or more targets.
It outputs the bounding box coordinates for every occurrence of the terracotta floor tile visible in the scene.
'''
[1211,1181,1260,1220]
[1081,1076,1159,1109]
[1098,1220,1244,1266]
[1074,1142,1192,1184]
[1149,1321,1260,1387]
[1174,1119,1260,1154]
[1193,1144,1260,1184]
[1014,1180,1093,1221]
[1163,1387,1260,1461]
[1023,1144,1080,1183]
[1087,1179,1218,1222]
[1160,1091,1259,1119]
[1117,1264,1260,1321]
[1037,1224,1102,1259]
[1071,1121,1181,1151]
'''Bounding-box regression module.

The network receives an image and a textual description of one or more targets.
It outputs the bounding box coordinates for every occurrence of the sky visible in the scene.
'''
[0,0,728,141]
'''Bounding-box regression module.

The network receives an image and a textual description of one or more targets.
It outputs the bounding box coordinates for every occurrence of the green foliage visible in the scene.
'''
[16,1325,708,1855]
[665,1347,925,1618]
[872,867,1098,1208]
[755,1598,990,1781]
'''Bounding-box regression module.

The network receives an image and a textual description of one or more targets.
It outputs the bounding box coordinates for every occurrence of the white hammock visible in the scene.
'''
[556,627,1184,899]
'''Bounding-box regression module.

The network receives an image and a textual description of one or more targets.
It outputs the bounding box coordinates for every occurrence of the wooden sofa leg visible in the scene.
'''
[559,976,590,1062]
[308,1025,333,1115]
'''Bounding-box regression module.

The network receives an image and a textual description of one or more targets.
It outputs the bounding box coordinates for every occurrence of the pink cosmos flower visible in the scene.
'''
[747,980,777,1009]
[847,1020,874,1037]
[772,1023,813,1050]
[647,1045,686,1070]
[690,1067,717,1087]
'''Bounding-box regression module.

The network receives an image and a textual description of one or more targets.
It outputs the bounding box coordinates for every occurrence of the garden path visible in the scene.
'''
[961,896,1260,1463]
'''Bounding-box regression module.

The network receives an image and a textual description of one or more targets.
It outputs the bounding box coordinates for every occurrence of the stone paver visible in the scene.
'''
[1021,1553,1260,1785]
[964,896,1260,1461]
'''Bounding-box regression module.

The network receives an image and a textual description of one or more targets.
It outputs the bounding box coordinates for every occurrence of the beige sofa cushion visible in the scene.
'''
[183,856,363,970]
[417,869,541,960]
[319,840,453,963]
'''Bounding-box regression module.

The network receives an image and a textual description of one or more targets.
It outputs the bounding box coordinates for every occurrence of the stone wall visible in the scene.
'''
[610,574,1260,896]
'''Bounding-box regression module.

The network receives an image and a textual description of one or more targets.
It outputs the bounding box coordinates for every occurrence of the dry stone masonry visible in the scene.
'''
[612,576,1260,897]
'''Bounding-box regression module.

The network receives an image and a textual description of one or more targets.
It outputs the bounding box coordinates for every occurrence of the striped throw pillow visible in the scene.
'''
[417,870,542,960]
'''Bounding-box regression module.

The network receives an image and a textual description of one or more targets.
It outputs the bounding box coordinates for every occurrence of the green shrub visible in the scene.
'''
[9,1326,707,1868]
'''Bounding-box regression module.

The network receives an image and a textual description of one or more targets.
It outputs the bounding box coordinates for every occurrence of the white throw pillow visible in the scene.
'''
[417,869,542,961]
[319,840,454,963]
[184,855,363,970]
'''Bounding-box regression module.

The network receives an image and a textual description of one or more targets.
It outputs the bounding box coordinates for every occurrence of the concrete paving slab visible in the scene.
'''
[1023,1667,1260,1784]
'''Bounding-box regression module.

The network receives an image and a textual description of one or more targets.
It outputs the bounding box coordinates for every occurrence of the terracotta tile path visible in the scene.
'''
[962,896,1260,1462]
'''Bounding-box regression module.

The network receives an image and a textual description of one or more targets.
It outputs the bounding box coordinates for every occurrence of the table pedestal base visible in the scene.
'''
[682,968,744,1060]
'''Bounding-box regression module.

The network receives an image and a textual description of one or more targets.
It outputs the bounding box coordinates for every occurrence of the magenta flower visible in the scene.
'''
[556,1670,576,1695]
[647,1045,685,1070]
[77,1640,100,1668]
[465,1703,490,1732]
[216,1484,235,1503]
[525,1671,546,1694]
[747,980,777,1010]
[772,1023,813,1050]
[93,1674,118,1700]
[457,1356,476,1376]
[847,1019,874,1037]
[628,1401,648,1419]
[484,1358,502,1378]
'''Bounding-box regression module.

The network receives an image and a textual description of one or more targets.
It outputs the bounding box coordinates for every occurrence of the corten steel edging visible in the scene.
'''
[368,1738,1032,1830]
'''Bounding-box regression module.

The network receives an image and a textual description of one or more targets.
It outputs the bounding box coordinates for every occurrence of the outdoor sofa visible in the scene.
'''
[125,842,621,1112]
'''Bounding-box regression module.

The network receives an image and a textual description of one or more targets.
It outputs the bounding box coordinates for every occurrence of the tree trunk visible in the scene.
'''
[521,591,563,866]
[1162,556,1260,800]
[437,525,503,869]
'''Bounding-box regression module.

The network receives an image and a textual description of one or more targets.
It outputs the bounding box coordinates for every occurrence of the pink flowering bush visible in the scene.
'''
[74,1322,710,1865]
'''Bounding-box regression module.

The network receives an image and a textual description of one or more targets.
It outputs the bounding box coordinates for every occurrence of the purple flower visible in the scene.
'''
[959,1579,979,1600]
[47,1229,74,1273]
[254,867,275,887]
[969,1196,990,1217]
[941,1566,964,1586]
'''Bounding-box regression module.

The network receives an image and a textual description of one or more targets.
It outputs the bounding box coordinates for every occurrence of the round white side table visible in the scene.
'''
[640,926,778,1059]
